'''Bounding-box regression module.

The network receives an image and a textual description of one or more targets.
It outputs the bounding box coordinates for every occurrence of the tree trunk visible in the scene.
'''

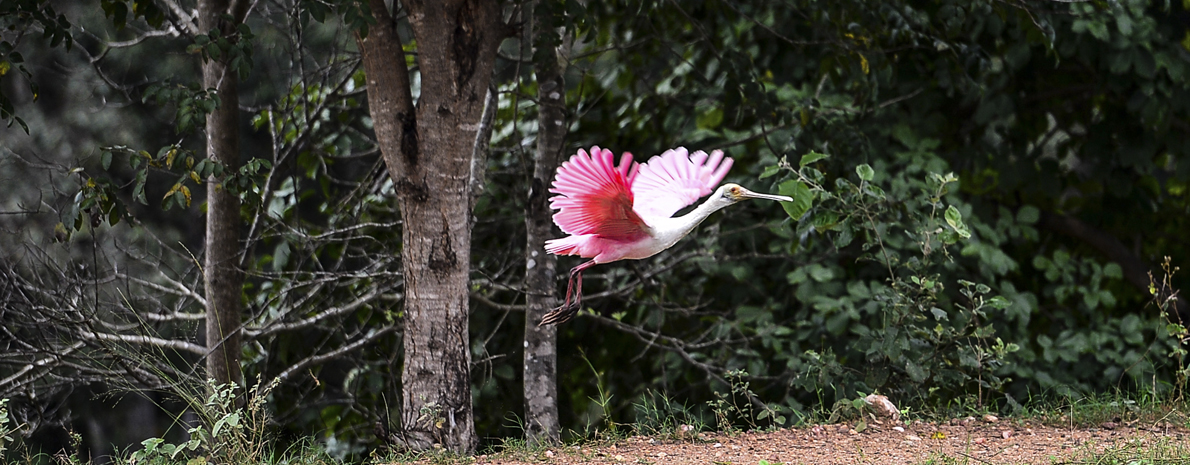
[199,0,246,388]
[522,0,566,445]
[357,0,503,452]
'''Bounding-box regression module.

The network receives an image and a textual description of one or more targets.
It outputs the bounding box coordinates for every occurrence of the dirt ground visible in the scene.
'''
[471,418,1190,465]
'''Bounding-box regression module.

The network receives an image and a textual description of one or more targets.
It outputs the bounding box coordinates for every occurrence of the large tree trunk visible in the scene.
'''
[522,0,566,445]
[358,0,503,452]
[199,0,247,388]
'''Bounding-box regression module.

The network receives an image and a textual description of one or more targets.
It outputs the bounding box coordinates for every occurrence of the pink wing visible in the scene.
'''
[631,147,733,220]
[549,146,650,241]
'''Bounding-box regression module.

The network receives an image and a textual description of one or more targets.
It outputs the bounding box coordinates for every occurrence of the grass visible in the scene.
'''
[916,436,1190,465]
[5,388,1190,464]
[1067,436,1190,464]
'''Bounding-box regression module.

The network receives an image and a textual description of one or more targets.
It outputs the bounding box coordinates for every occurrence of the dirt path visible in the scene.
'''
[472,420,1190,465]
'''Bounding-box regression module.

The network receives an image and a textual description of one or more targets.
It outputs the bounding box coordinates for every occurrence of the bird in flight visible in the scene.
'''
[539,146,792,326]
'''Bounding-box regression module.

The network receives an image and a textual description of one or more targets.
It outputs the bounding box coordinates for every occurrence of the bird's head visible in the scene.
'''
[714,183,793,205]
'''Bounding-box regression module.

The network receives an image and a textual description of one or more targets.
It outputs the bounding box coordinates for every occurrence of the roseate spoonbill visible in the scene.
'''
[539,146,792,326]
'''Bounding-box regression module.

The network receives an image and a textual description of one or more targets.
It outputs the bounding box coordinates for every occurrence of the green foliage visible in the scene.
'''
[1151,257,1186,401]
[186,22,256,80]
[141,82,220,134]
[767,154,1020,410]
[59,144,271,239]
[127,379,280,465]
[707,370,785,433]
[0,399,13,456]
[302,0,376,37]
[0,0,73,132]
[100,0,165,30]
[632,390,704,439]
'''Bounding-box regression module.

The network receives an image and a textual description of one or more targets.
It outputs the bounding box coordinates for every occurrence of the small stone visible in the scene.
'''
[545,450,555,457]
[1002,430,1013,439]
[713,443,723,448]
[864,394,901,422]
[983,414,999,423]
[974,437,986,444]
[613,454,625,462]
[893,426,905,432]
[1101,422,1118,430]
[907,434,922,441]
[656,452,667,457]
[848,429,858,435]
[731,445,741,450]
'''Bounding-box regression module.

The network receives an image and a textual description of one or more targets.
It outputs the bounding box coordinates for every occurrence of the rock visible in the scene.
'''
[893,426,905,432]
[982,414,999,423]
[864,394,901,422]
[907,434,922,441]
[1002,430,1013,439]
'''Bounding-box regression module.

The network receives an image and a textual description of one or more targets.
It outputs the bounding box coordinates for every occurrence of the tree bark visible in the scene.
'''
[199,0,247,388]
[357,0,503,452]
[522,1,565,445]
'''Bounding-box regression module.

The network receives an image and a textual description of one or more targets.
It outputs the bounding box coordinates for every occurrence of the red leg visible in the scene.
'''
[540,260,596,326]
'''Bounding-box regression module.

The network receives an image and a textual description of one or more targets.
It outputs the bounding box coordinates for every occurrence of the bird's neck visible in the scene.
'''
[651,197,730,247]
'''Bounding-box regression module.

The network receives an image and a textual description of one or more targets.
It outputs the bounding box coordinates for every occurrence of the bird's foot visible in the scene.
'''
[538,301,579,326]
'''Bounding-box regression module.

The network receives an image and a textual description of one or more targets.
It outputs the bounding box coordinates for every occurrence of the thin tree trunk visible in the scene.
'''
[357,0,503,452]
[199,0,247,388]
[523,0,566,444]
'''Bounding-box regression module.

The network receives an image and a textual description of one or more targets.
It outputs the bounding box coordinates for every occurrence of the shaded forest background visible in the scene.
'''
[2,0,1190,462]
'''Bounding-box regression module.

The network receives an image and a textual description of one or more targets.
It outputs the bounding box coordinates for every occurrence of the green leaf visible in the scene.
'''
[799,151,828,167]
[778,179,813,220]
[696,107,723,129]
[905,360,928,383]
[855,164,874,181]
[272,241,291,271]
[759,164,781,179]
[986,296,1011,310]
[101,150,112,170]
[1016,205,1040,224]
[930,307,949,321]
[944,205,971,239]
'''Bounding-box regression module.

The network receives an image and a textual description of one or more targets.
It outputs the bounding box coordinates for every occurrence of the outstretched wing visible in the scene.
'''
[631,147,733,220]
[549,146,650,241]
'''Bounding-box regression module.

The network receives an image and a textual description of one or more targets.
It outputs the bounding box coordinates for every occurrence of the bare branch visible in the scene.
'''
[274,326,398,383]
[77,331,207,355]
